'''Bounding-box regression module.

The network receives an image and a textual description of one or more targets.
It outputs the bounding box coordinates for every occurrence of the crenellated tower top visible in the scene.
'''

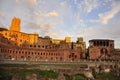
[10,17,21,32]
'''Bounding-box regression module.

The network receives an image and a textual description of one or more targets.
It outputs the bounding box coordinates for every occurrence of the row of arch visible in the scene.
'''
[0,48,62,56]
[29,44,59,49]
[93,41,109,46]
[0,48,64,61]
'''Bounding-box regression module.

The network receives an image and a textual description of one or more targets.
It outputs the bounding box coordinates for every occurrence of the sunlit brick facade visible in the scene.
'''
[89,39,114,60]
[0,34,81,61]
[0,17,38,46]
[0,17,86,61]
[0,17,119,62]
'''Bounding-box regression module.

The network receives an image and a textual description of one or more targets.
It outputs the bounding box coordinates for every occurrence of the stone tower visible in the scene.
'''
[10,17,20,32]
[65,37,71,43]
[77,37,83,43]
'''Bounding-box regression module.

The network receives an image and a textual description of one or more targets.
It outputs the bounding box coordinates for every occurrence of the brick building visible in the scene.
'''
[89,39,114,60]
[0,17,38,46]
[0,17,120,62]
[112,49,120,61]
[0,17,86,61]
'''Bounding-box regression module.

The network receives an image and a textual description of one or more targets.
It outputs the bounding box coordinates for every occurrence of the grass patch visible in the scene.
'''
[0,70,17,76]
[0,69,59,79]
[96,72,119,80]
[38,70,59,79]
[75,74,87,80]
[19,70,34,76]
[64,74,72,80]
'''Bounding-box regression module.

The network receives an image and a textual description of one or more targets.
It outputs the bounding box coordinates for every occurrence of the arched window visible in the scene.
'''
[60,57,62,61]
[100,48,108,60]
[9,55,12,59]
[30,45,32,47]
[51,57,53,60]
[100,41,102,46]
[28,52,30,55]
[103,42,105,46]
[34,45,36,47]
[75,55,77,58]
[51,53,53,56]
[32,52,33,55]
[94,41,96,46]
[25,51,27,54]
[38,45,40,47]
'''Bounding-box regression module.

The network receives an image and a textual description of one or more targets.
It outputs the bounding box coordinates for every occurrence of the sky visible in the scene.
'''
[0,0,120,48]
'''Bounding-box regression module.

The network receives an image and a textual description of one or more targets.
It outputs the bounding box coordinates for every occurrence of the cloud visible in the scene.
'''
[0,21,6,28]
[41,23,55,33]
[24,22,41,29]
[78,0,98,13]
[16,0,37,6]
[39,23,55,36]
[104,0,112,3]
[50,32,61,39]
[75,23,120,48]
[24,22,55,36]
[89,1,120,25]
[0,12,6,19]
[84,0,98,13]
[83,19,120,39]
[45,11,59,17]
[98,1,120,24]
[0,12,7,28]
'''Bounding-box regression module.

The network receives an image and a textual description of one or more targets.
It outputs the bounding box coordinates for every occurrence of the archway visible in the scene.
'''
[99,48,109,60]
